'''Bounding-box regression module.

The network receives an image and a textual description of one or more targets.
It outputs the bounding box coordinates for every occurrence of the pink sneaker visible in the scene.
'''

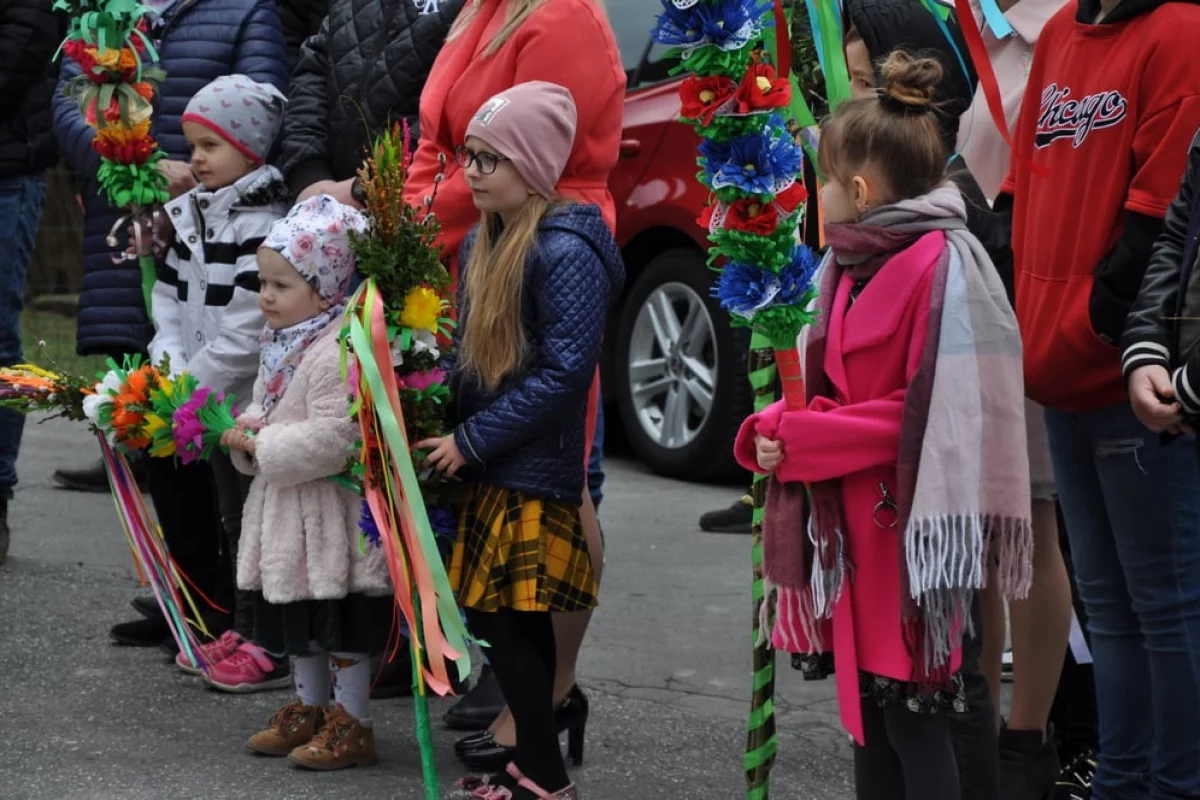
[203,642,291,693]
[176,630,244,676]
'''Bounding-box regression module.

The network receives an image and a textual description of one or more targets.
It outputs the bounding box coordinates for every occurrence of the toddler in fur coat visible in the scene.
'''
[220,195,392,771]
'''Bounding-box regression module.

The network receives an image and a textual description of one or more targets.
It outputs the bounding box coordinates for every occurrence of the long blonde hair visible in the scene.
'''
[459,196,557,391]
[447,0,547,56]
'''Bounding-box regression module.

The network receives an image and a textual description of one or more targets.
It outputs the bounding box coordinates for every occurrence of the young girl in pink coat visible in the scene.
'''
[220,195,393,772]
[735,54,1033,799]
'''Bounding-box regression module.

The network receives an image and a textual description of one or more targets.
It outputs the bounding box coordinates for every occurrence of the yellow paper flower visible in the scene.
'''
[144,412,176,458]
[90,46,121,70]
[399,287,443,333]
[95,120,152,147]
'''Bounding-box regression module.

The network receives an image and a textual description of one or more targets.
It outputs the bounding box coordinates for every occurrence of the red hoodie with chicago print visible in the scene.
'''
[1001,0,1200,412]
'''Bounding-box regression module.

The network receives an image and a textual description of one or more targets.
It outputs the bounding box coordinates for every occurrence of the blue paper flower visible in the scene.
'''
[704,129,804,196]
[777,245,819,306]
[358,499,381,548]
[653,0,773,52]
[428,505,458,557]
[713,261,781,318]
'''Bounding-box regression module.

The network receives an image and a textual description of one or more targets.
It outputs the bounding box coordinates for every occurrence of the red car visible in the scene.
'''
[603,1,750,481]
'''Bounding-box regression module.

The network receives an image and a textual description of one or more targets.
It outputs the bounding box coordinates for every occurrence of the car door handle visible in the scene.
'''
[619,138,642,158]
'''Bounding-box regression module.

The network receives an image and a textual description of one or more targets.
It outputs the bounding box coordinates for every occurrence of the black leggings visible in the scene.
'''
[465,608,568,796]
[209,452,254,638]
[853,703,960,800]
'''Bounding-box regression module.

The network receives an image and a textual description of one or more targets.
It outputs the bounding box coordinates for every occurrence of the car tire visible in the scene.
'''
[613,248,750,482]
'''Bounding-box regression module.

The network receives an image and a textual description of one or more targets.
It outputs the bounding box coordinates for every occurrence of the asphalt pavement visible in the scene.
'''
[0,417,855,799]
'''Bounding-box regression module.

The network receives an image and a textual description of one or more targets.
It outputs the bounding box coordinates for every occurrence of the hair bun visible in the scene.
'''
[879,51,942,115]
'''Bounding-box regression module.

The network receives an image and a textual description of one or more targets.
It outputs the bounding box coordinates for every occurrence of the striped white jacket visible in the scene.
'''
[148,165,289,405]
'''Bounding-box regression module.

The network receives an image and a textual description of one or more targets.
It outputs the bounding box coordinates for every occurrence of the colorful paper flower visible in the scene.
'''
[399,287,443,333]
[654,0,773,53]
[734,63,791,113]
[358,499,381,548]
[680,75,737,125]
[701,124,803,196]
[172,388,212,465]
[776,245,819,307]
[726,198,781,235]
[773,181,809,215]
[713,261,782,318]
[402,368,446,392]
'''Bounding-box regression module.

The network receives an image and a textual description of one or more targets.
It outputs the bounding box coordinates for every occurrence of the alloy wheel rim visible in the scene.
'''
[627,282,717,450]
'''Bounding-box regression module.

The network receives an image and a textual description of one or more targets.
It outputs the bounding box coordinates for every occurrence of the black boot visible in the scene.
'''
[999,723,1061,800]
[697,496,753,534]
[110,616,172,647]
[444,664,505,731]
[0,497,9,565]
[53,458,148,494]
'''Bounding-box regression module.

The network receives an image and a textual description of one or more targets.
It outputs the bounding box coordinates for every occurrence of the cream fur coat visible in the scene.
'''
[231,322,391,603]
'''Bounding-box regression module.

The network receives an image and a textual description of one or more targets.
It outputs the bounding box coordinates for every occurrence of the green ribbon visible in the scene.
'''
[347,280,472,681]
[812,0,853,110]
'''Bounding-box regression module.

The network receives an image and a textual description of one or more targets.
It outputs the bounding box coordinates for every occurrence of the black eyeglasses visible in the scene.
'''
[455,145,510,175]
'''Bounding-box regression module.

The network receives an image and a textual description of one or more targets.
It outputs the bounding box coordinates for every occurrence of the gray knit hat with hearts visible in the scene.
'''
[181,75,286,164]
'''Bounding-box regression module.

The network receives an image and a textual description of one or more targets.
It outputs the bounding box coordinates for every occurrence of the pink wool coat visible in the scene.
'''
[231,322,391,604]
[734,232,961,744]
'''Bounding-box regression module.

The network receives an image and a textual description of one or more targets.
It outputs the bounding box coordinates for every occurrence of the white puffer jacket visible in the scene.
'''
[231,322,391,603]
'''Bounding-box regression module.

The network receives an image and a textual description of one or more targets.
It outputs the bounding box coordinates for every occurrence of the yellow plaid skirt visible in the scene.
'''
[450,484,599,613]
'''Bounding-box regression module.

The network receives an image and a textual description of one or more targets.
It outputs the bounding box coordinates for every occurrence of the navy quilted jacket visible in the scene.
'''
[450,204,625,504]
[52,0,287,356]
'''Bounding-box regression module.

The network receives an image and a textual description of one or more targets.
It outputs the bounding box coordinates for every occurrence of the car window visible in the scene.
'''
[605,0,680,87]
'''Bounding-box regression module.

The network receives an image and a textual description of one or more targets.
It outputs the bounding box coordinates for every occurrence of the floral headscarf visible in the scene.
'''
[257,195,369,416]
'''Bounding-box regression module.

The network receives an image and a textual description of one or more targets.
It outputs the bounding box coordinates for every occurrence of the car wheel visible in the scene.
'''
[614,248,750,481]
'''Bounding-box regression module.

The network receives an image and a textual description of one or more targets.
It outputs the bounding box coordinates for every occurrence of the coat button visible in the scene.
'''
[199,200,208,209]
[188,235,196,243]
[206,230,214,239]
[199,280,206,291]
[170,207,180,216]
[195,331,202,342]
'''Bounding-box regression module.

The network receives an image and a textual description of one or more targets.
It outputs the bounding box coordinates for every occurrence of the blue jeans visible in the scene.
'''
[587,397,604,509]
[1045,403,1200,799]
[0,175,46,497]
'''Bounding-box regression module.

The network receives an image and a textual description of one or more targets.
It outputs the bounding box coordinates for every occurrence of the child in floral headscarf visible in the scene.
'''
[219,195,393,771]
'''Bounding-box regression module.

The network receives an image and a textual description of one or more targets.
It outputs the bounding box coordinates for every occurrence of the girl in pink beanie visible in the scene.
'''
[419,81,624,800]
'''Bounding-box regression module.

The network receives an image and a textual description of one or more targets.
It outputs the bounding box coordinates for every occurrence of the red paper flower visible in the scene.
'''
[773,181,809,215]
[680,75,737,125]
[725,198,780,235]
[63,39,106,83]
[697,202,717,230]
[734,64,791,114]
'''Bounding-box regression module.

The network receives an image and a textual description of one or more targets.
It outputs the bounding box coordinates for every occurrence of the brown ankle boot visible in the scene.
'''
[288,705,377,771]
[246,700,325,757]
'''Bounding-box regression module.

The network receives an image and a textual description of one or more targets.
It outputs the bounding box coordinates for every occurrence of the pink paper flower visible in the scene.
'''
[403,369,445,392]
[172,388,211,465]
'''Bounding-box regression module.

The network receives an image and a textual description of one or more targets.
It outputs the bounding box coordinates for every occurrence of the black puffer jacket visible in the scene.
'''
[278,0,328,71]
[281,0,464,195]
[0,0,65,178]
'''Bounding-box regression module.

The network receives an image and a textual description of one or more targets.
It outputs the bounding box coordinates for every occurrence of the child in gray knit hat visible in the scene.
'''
[147,74,294,693]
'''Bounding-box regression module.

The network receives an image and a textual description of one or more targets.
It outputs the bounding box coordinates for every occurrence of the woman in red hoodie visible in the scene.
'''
[402,0,624,773]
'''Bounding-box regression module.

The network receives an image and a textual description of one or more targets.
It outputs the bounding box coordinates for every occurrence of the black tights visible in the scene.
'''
[853,702,960,800]
[465,608,568,797]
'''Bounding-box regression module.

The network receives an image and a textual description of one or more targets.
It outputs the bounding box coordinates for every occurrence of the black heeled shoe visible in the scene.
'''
[458,685,590,770]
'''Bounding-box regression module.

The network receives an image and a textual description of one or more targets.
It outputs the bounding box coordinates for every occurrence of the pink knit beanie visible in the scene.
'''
[465,81,578,199]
